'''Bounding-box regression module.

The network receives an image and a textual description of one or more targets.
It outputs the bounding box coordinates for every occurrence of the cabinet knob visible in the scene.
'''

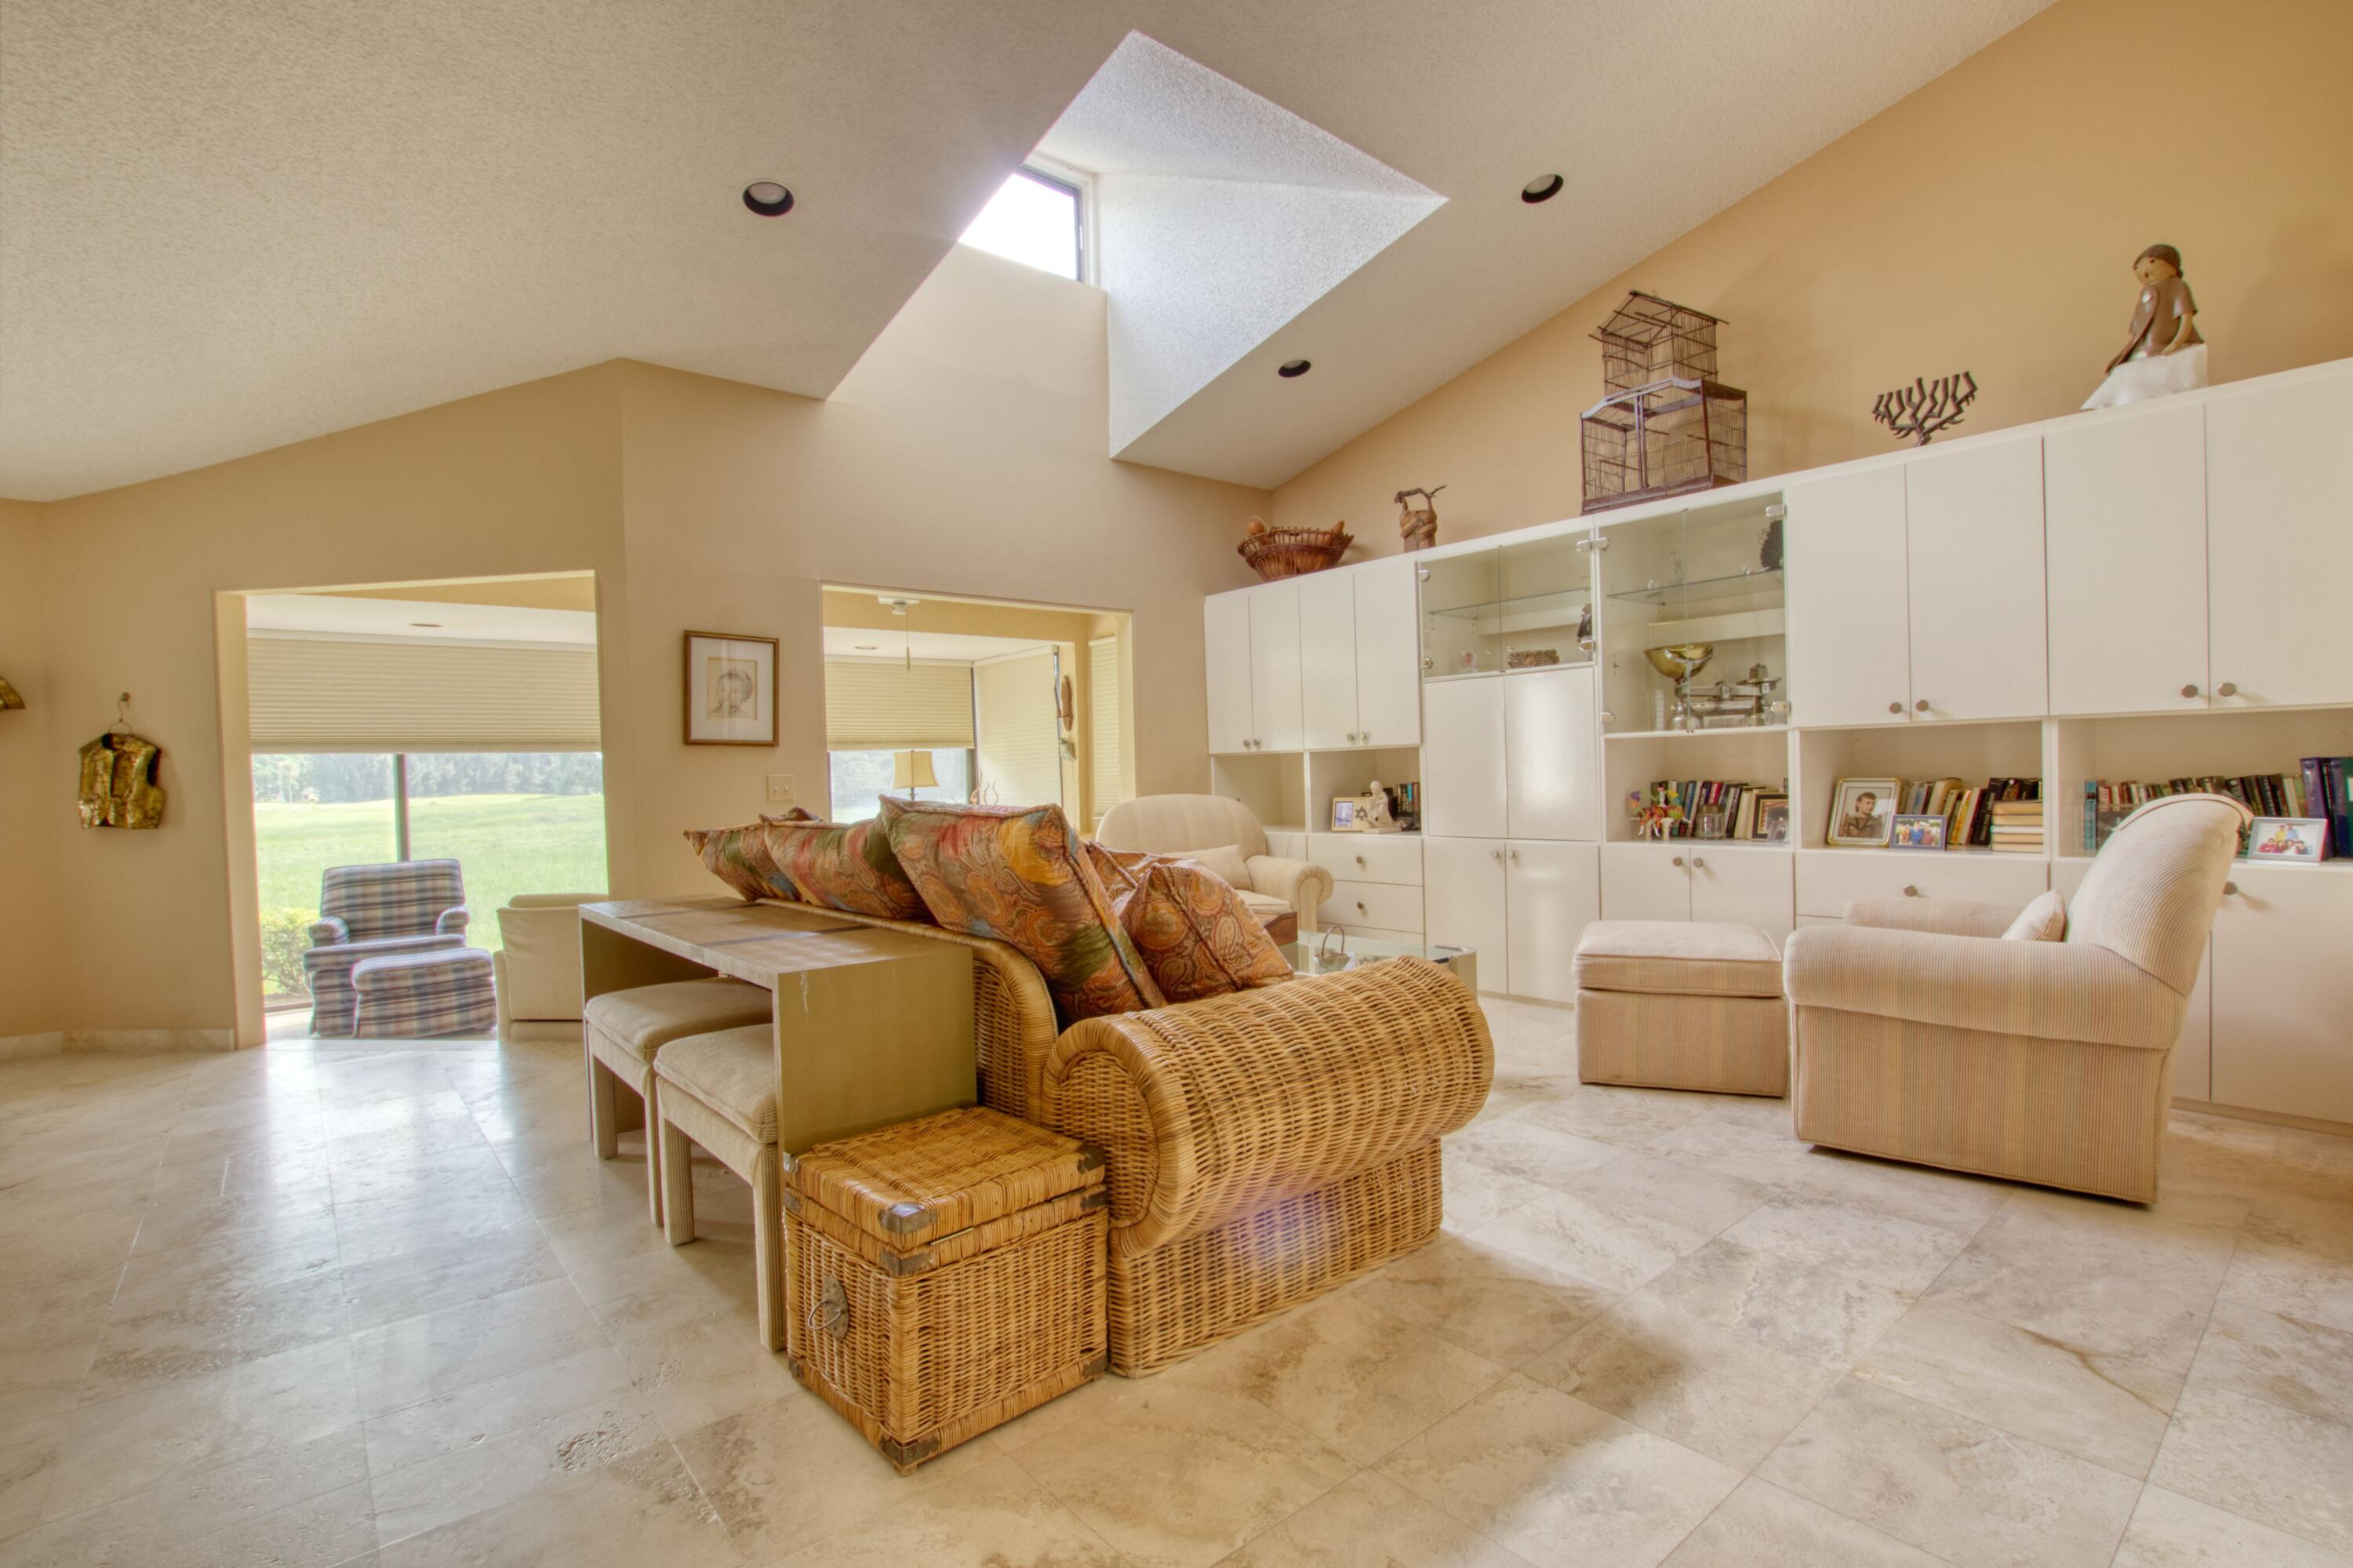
[1671,856,1686,868]
[1599,711,1614,723]
[1354,855,1366,867]
[1691,857,1707,869]
[1889,701,1904,715]
[2217,682,2238,697]
[1355,901,1366,914]
[2180,684,2200,699]
[1510,849,1520,863]
[1903,884,1920,897]
[1914,699,1929,713]
[2223,880,2238,896]
[1490,849,1503,862]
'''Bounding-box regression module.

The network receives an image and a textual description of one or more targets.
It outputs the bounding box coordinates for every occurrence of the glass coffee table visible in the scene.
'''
[1280,933,1477,994]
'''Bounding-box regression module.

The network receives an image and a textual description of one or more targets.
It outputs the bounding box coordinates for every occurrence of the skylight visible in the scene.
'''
[958,167,1083,281]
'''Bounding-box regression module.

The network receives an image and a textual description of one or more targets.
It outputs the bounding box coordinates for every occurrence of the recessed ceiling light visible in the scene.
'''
[1522,173,1564,204]
[742,181,795,217]
[1278,358,1312,379]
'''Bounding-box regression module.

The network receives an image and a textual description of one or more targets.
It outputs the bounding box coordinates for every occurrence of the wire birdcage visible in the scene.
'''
[1579,376,1747,513]
[1592,293,1722,394]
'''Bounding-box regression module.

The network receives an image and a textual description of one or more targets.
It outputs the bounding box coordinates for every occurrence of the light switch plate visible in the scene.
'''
[766,774,794,804]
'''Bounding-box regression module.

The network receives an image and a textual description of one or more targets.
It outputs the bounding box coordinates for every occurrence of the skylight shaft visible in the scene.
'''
[958,168,1082,281]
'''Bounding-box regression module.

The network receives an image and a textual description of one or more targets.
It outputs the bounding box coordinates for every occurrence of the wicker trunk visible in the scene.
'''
[783,1107,1107,1472]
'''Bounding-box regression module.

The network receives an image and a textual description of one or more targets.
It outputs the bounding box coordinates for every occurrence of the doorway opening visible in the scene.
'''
[820,587,1132,829]
[240,574,607,1025]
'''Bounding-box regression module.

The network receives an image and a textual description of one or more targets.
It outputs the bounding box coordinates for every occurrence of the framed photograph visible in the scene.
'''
[684,631,779,746]
[2248,817,2330,864]
[1750,791,1790,842]
[1891,813,1947,852]
[1827,777,1900,847]
[1329,796,1365,832]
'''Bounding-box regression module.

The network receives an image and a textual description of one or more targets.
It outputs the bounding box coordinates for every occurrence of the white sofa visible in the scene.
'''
[493,893,599,1042]
[1094,794,1333,937]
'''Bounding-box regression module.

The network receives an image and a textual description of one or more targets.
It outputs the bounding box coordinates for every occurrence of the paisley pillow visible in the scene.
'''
[1111,855,1293,1004]
[885,800,1162,1024]
[683,820,801,903]
[762,811,929,922]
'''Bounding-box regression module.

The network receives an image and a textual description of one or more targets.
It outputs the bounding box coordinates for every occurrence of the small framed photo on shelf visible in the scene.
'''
[2248,817,2331,863]
[1891,813,1947,852]
[1749,791,1789,842]
[1827,777,1900,847]
[684,631,779,746]
[1329,796,1366,833]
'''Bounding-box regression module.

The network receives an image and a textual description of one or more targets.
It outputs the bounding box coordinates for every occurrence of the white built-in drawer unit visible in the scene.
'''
[1308,832,1423,886]
[1795,849,2048,921]
[1319,879,1425,933]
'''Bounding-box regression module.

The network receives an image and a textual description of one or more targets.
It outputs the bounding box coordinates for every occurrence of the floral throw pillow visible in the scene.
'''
[762,812,929,922]
[683,820,801,904]
[885,800,1163,1024]
[1111,854,1293,1003]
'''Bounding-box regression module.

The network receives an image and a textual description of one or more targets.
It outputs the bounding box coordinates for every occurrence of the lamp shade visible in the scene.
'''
[892,749,939,790]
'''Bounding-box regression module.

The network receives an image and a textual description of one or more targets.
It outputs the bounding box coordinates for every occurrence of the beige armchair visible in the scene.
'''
[1094,794,1333,938]
[493,893,600,1042]
[1783,793,2250,1202]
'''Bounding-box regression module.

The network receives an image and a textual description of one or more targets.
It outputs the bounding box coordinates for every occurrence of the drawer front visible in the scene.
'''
[1311,832,1424,886]
[1795,850,2048,919]
[1319,878,1425,933]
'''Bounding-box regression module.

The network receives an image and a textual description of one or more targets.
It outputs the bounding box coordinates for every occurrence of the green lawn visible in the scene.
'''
[256,793,607,996]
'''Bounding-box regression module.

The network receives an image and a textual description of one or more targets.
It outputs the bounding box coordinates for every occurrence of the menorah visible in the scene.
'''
[1872,371,1978,446]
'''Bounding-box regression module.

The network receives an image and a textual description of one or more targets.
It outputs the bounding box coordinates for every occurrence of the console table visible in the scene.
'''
[579,897,975,1153]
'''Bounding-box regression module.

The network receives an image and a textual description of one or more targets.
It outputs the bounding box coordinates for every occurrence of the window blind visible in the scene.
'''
[824,659,976,751]
[974,650,1063,810]
[247,635,600,752]
[1088,635,1124,820]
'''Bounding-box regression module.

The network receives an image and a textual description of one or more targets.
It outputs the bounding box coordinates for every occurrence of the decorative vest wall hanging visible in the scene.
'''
[78,693,165,829]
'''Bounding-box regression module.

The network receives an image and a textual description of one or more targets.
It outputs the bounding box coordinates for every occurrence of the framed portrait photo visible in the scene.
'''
[684,631,779,746]
[2247,817,2329,864]
[1827,777,1900,847]
[1753,795,1791,843]
[1891,813,1947,852]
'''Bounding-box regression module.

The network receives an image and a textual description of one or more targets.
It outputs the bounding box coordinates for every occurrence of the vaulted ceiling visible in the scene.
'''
[0,1,2049,500]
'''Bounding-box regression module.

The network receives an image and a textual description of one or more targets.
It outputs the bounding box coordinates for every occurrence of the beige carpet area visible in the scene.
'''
[2,998,2348,1566]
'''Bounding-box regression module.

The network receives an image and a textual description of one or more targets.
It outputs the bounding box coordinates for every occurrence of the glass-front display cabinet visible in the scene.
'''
[1597,493,1789,734]
[1418,533,1595,680]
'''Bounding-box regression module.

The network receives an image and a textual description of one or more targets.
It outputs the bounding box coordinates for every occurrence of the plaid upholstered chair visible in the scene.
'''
[302,859,472,1035]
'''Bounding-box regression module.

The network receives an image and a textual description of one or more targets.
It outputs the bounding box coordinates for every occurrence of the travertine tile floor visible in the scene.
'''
[2,999,2350,1567]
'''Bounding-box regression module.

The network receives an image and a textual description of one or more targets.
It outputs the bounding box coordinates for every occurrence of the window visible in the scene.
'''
[827,749,972,824]
[1088,635,1125,824]
[959,165,1086,281]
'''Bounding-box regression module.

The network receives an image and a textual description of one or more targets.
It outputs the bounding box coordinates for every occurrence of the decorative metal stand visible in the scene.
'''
[1872,372,1978,446]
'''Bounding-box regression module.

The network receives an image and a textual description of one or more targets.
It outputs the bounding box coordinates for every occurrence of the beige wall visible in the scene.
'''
[1274,0,2353,547]
[4,246,1262,1040]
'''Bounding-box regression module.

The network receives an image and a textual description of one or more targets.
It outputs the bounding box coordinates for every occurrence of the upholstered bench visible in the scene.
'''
[584,978,774,1223]
[652,1024,787,1348]
[350,947,497,1039]
[1573,920,1787,1097]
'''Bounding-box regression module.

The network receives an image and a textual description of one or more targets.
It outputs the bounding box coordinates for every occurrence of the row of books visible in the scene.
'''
[1638,779,1791,841]
[1835,777,2041,852]
[2085,761,2353,853]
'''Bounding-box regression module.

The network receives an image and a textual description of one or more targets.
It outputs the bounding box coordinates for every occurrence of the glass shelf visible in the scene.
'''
[1607,566,1784,609]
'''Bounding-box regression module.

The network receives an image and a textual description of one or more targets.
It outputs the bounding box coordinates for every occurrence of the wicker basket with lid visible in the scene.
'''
[784,1106,1107,1471]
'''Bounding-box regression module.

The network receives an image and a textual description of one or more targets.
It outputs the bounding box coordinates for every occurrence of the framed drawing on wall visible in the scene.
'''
[684,631,778,746]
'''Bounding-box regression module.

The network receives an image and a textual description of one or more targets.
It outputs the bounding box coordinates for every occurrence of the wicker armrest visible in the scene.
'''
[1041,957,1492,1255]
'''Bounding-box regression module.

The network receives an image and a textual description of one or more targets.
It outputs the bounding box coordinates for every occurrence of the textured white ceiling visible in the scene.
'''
[2,1,2052,500]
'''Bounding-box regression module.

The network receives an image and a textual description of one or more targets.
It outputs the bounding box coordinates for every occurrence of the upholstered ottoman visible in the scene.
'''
[350,947,498,1039]
[584,977,775,1224]
[1573,921,1787,1097]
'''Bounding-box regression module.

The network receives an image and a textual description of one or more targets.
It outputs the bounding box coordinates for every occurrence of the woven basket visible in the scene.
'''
[1238,522,1352,580]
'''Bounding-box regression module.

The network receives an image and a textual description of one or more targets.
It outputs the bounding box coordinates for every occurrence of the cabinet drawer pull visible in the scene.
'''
[1888,701,1904,715]
[2180,684,2200,699]
[1903,884,1920,897]
[2216,682,2238,697]
[1509,849,1520,863]
[1691,857,1706,869]
[1914,699,1929,713]
[1671,856,1685,868]
[2223,880,2238,896]
[1354,855,1366,867]
[1355,901,1366,914]
[1490,849,1503,862]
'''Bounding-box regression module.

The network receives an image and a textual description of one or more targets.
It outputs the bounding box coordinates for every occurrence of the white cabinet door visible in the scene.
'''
[1600,843,1692,922]
[1421,676,1507,839]
[1246,584,1304,751]
[2205,369,2353,709]
[1906,436,2047,722]
[1297,570,1358,750]
[1689,847,1795,948]
[2046,402,2208,715]
[1504,664,1602,842]
[2210,867,2353,1124]
[1424,836,1510,993]
[1202,591,1255,755]
[1353,558,1424,747]
[1507,841,1599,1003]
[1785,464,1911,728]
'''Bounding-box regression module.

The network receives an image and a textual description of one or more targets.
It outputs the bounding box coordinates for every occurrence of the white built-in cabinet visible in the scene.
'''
[1784,435,2047,728]
[1420,667,1599,842]
[1247,586,1304,751]
[1602,844,1794,946]
[1426,836,1598,1001]
[1202,591,1255,754]
[1299,558,1422,749]
[2203,372,2353,710]
[1420,678,1506,838]
[1424,839,1510,986]
[2209,867,2353,1124]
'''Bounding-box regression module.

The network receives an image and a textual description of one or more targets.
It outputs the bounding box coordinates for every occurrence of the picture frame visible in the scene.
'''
[1329,796,1365,832]
[2247,817,2330,864]
[1827,777,1900,847]
[1890,813,1947,852]
[1750,791,1789,842]
[683,631,779,746]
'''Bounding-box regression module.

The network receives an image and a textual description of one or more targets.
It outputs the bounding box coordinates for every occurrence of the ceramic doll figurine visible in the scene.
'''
[2082,243,2207,409]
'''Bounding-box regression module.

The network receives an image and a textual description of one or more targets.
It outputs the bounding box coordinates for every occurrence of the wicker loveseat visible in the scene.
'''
[793,902,1493,1375]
